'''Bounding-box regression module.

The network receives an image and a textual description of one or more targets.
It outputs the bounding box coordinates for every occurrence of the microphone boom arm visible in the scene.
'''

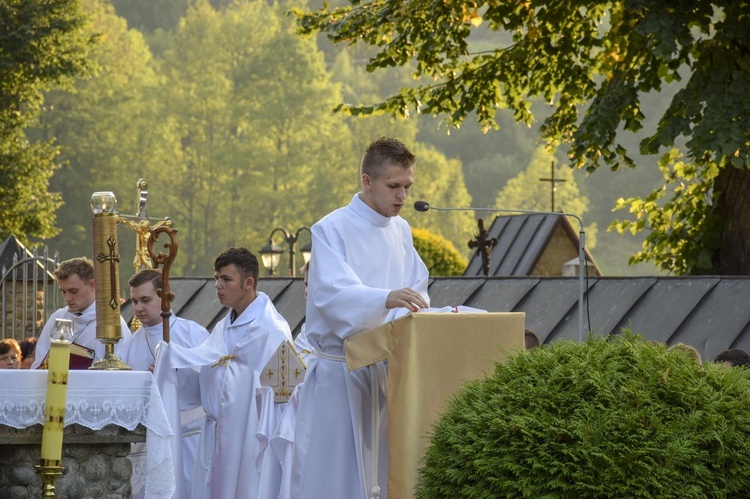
[415,201,588,342]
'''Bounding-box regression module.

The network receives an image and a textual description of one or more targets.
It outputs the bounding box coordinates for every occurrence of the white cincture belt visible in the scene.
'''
[199,414,217,475]
[312,348,346,362]
[312,348,386,498]
[368,361,387,499]
[180,405,206,427]
[181,408,204,439]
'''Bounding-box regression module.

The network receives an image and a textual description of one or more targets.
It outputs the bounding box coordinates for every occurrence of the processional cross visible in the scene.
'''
[116,179,178,342]
[117,179,173,271]
[538,161,566,212]
[468,218,497,277]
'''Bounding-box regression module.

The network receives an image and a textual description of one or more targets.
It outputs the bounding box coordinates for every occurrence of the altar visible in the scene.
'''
[0,370,174,498]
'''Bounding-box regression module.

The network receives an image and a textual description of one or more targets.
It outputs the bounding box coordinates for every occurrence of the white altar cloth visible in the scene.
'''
[0,370,174,499]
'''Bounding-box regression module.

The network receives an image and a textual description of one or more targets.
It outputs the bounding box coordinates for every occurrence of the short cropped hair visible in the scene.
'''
[129,268,162,290]
[360,137,416,179]
[715,348,750,367]
[0,339,21,358]
[55,257,95,282]
[667,343,702,365]
[20,337,37,361]
[214,247,259,288]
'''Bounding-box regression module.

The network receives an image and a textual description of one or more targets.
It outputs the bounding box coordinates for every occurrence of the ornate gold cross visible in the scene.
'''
[116,179,178,341]
[116,179,173,272]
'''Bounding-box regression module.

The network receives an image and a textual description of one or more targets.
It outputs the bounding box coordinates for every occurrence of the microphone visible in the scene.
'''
[414,200,430,212]
[414,200,589,342]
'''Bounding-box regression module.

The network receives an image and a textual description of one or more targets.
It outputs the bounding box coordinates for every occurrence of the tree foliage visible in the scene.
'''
[417,333,750,498]
[151,0,356,274]
[404,143,475,255]
[495,146,597,248]
[412,227,467,276]
[293,1,750,275]
[34,0,473,277]
[39,0,160,259]
[0,0,93,244]
[611,150,719,274]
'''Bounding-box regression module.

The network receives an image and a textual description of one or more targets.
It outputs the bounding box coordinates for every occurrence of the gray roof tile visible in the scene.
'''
[157,275,750,364]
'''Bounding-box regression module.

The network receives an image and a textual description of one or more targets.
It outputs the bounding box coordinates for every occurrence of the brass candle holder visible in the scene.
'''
[34,462,64,498]
[89,191,130,371]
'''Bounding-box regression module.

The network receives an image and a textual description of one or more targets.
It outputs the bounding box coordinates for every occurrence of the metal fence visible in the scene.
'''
[1,247,59,341]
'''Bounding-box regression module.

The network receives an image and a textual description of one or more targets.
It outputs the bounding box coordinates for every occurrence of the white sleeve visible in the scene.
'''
[307,223,392,339]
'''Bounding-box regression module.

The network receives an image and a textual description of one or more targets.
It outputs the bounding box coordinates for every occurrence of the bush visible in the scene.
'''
[412,227,468,276]
[417,333,750,498]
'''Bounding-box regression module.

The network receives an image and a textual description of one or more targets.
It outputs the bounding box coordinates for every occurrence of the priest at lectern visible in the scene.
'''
[291,137,430,499]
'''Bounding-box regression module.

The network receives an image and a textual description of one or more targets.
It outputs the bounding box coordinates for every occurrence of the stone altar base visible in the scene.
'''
[0,423,146,499]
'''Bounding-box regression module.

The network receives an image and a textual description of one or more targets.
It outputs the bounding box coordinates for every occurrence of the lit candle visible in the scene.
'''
[40,319,73,465]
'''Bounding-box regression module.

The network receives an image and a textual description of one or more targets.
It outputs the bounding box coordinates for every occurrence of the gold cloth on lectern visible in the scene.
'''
[345,312,525,498]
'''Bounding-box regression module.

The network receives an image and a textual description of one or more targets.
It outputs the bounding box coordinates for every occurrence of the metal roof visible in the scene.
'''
[121,275,750,363]
[463,214,600,277]
[0,235,56,282]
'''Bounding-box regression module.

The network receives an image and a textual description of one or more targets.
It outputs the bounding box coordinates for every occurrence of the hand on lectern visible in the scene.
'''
[386,288,429,312]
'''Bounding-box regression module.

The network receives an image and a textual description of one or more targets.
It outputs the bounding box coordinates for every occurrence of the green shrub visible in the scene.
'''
[417,333,750,498]
[412,227,468,276]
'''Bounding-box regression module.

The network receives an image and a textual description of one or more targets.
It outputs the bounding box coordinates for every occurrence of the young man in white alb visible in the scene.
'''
[155,248,292,498]
[291,137,430,499]
[32,257,131,369]
[117,269,209,497]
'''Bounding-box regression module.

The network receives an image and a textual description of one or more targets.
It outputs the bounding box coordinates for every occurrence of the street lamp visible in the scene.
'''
[260,227,312,276]
[259,241,284,275]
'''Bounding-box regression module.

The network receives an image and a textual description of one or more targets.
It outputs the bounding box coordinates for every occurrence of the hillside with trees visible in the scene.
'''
[7,0,703,277]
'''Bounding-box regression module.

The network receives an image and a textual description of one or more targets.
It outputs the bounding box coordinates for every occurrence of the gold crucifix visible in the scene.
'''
[116,179,178,338]
[116,179,173,272]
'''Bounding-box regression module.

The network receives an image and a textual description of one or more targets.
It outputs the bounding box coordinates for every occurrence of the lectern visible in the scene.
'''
[345,312,525,498]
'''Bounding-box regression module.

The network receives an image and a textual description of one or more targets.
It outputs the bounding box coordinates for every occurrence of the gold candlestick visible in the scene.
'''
[35,318,73,497]
[90,191,130,371]
[34,465,64,498]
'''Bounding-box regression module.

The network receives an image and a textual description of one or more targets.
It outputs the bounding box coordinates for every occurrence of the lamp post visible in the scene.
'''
[260,227,312,276]
[89,191,130,370]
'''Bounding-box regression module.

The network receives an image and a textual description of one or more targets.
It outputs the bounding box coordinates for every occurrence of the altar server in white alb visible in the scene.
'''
[32,257,131,369]
[155,248,292,499]
[118,269,209,371]
[116,269,209,497]
[291,137,430,499]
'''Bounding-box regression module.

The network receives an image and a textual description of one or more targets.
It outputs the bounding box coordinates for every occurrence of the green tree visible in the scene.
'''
[417,111,538,210]
[154,0,240,274]
[412,227,467,276]
[328,48,476,254]
[154,0,357,274]
[0,0,93,245]
[293,1,750,275]
[110,0,189,32]
[495,147,597,248]
[404,143,475,256]
[35,0,163,262]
